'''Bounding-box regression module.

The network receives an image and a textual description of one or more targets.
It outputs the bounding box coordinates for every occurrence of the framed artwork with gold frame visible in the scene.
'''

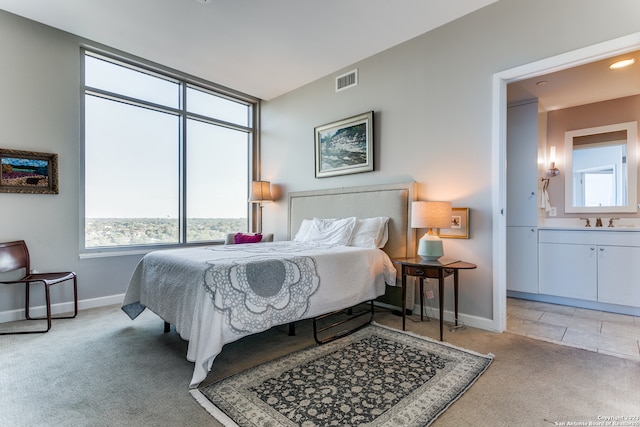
[0,148,59,194]
[438,207,469,239]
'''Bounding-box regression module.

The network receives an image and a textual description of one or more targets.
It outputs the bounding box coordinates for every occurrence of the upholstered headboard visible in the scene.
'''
[287,182,416,260]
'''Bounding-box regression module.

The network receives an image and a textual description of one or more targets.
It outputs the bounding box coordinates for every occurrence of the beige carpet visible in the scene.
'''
[1,304,639,426]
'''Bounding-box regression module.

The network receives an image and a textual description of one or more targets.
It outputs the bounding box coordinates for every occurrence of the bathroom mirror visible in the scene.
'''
[564,121,638,213]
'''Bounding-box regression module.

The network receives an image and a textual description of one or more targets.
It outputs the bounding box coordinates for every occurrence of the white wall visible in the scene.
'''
[260,0,640,322]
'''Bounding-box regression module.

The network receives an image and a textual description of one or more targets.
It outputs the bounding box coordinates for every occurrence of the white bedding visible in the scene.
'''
[122,241,396,388]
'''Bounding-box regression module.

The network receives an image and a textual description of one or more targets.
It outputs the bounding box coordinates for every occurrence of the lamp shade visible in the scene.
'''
[411,201,452,229]
[248,181,272,203]
[412,201,452,260]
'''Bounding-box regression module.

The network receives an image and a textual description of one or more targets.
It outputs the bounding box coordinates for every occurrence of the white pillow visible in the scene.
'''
[304,217,357,245]
[378,222,389,248]
[350,217,390,248]
[293,219,313,241]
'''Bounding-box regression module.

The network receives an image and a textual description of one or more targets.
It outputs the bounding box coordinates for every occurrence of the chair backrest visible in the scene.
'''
[0,240,30,274]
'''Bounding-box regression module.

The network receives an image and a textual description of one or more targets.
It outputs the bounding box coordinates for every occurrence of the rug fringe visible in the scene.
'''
[370,321,495,360]
[427,346,494,426]
[369,322,494,426]
[190,389,239,427]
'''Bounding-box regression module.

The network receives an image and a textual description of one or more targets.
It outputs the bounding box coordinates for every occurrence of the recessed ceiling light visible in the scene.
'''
[536,80,547,86]
[609,58,636,69]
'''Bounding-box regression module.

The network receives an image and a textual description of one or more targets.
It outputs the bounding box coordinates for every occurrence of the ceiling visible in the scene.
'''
[508,50,640,111]
[0,0,497,100]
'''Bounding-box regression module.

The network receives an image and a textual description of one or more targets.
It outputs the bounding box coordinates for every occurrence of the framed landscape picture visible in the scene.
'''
[438,207,470,239]
[315,111,373,178]
[0,148,59,194]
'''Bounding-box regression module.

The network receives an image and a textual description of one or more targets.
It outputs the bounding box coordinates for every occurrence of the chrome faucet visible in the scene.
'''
[580,218,591,227]
[595,218,603,227]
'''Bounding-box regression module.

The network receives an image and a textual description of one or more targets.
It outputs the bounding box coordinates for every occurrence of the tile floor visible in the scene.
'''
[507,297,640,361]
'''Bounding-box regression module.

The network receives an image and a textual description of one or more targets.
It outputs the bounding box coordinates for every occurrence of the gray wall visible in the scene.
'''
[0,11,141,317]
[260,0,640,321]
[2,0,640,324]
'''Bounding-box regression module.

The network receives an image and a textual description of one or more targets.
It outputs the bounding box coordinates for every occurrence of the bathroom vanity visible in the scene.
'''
[538,228,640,310]
[508,226,640,316]
[506,101,640,316]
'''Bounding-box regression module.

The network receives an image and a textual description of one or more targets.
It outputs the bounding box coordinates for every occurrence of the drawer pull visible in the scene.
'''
[415,269,424,275]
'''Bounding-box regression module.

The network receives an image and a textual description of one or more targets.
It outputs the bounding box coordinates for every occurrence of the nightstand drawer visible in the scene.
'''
[404,265,439,278]
[402,265,457,279]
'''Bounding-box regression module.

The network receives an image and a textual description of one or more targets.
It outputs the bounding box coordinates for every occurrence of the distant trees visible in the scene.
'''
[85,218,247,247]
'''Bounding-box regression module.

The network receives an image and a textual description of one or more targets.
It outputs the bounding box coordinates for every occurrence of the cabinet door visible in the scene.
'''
[597,245,640,307]
[507,226,538,293]
[539,243,597,301]
[507,101,539,227]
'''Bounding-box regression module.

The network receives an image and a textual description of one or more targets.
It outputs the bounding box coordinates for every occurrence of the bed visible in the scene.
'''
[122,182,416,388]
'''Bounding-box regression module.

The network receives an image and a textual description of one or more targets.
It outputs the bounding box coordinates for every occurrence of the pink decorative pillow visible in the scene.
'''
[234,233,263,244]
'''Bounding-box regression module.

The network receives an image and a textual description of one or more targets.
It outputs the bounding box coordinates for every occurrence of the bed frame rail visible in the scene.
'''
[163,303,373,345]
[312,301,374,344]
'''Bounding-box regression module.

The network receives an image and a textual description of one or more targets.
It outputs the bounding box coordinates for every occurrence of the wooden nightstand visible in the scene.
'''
[393,257,477,341]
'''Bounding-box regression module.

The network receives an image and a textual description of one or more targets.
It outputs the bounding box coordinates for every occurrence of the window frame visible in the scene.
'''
[80,47,261,257]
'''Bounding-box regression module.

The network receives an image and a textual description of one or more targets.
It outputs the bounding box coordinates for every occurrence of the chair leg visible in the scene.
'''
[24,276,78,324]
[54,275,78,319]
[25,280,33,320]
[24,282,31,320]
[72,275,78,317]
[25,281,51,331]
[45,283,52,332]
[1,281,51,334]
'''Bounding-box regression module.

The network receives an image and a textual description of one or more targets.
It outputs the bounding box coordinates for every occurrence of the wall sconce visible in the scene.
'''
[248,180,273,232]
[411,201,452,260]
[547,145,559,177]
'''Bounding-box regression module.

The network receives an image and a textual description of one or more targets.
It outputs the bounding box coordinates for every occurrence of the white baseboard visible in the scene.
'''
[1,294,497,332]
[375,300,495,332]
[0,293,125,324]
[412,303,496,332]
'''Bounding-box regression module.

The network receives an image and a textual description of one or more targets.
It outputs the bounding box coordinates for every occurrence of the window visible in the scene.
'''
[82,50,258,251]
[582,169,615,207]
[572,143,626,208]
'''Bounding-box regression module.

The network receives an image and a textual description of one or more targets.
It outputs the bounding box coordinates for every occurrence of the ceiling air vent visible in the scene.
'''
[336,69,358,92]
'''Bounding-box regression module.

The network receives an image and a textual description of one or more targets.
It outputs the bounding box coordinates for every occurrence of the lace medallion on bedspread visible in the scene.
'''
[202,256,320,334]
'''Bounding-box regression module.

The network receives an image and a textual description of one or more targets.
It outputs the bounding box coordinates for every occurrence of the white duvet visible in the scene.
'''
[122,241,396,388]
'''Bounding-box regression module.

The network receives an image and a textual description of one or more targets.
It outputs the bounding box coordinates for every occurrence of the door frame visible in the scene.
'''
[492,32,640,332]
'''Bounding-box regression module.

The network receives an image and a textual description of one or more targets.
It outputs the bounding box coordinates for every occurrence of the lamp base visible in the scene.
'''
[419,255,442,261]
[417,232,444,260]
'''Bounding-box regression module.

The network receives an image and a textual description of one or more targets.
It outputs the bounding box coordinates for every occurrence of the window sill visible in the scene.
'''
[79,241,224,259]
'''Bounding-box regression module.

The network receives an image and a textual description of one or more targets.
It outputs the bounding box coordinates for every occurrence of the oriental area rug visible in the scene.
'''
[191,324,493,427]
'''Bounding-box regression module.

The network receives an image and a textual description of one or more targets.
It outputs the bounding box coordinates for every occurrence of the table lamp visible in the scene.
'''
[248,180,273,232]
[411,201,452,260]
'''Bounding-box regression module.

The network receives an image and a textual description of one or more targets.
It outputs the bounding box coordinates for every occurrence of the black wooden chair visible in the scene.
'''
[0,240,78,334]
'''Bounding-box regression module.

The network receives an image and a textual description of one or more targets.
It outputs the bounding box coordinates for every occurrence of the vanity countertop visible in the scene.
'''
[538,218,640,231]
[538,226,640,231]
